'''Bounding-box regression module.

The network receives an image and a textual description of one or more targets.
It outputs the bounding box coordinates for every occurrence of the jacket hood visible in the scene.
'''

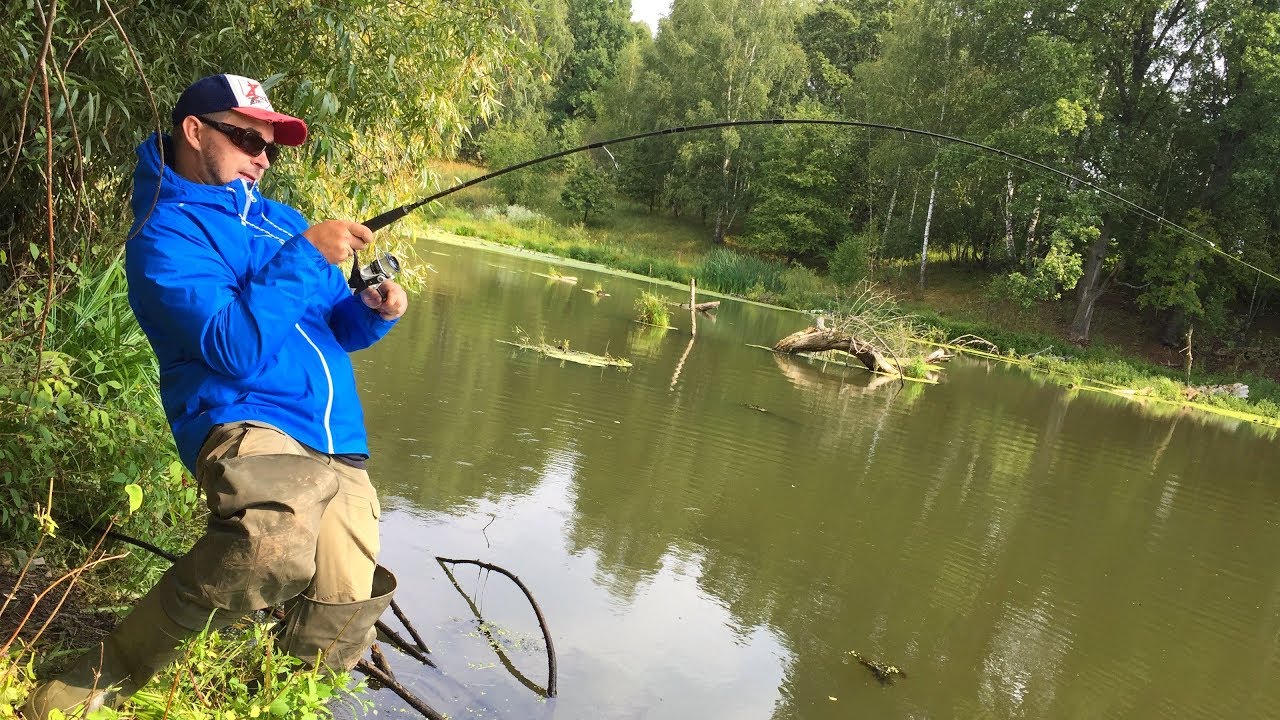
[131,132,261,223]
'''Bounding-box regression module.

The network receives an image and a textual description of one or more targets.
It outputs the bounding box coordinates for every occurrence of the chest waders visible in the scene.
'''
[23,424,398,718]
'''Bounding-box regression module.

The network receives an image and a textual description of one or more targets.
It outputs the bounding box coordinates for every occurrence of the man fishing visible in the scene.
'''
[24,73,407,717]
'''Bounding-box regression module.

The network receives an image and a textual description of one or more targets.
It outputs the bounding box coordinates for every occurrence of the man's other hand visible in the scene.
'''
[303,220,372,264]
[360,280,408,320]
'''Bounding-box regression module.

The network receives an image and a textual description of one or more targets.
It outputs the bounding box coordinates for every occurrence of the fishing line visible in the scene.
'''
[361,118,1280,287]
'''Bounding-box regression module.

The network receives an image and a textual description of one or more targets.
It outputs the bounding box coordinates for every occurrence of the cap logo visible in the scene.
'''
[243,81,266,106]
[225,74,275,112]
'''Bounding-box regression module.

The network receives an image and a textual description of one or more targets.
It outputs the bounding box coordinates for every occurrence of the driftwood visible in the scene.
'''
[848,650,905,685]
[773,327,897,374]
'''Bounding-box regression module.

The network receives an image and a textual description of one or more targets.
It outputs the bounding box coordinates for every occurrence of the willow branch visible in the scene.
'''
[0,0,55,193]
[28,17,59,405]
[101,0,164,242]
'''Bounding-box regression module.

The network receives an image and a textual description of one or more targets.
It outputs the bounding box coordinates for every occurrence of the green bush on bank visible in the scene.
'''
[0,257,195,553]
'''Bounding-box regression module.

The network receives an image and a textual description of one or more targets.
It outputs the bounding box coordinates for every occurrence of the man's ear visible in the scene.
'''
[179,115,203,151]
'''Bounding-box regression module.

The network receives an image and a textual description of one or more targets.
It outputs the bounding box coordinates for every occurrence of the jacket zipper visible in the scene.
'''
[294,324,335,453]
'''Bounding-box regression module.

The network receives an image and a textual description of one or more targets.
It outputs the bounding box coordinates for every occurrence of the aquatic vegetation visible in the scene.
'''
[635,291,671,328]
[901,356,930,379]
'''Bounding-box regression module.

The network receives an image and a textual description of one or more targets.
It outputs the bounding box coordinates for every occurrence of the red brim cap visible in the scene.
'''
[232,107,308,146]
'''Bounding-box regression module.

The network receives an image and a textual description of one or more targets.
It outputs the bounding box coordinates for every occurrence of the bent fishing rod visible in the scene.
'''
[346,117,1280,292]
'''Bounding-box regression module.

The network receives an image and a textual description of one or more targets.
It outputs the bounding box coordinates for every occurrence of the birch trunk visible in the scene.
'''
[919,165,940,292]
[1003,171,1015,260]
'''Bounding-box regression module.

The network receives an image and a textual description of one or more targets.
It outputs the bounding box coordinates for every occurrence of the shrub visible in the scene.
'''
[828,232,874,287]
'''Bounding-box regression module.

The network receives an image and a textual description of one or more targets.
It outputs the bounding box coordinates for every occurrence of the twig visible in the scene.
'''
[436,557,557,697]
[390,598,431,656]
[27,519,116,649]
[1,551,128,654]
[374,620,435,667]
[0,535,44,622]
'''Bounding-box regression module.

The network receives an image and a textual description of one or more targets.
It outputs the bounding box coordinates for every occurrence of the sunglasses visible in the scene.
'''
[196,115,280,163]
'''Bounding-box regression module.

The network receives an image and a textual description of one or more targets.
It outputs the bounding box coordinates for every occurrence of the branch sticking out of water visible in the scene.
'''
[355,658,447,720]
[436,556,557,697]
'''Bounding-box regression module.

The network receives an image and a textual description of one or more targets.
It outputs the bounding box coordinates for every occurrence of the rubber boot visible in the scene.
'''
[277,565,397,673]
[21,575,200,719]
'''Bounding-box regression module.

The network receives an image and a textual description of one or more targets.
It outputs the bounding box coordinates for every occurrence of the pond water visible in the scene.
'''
[353,233,1280,719]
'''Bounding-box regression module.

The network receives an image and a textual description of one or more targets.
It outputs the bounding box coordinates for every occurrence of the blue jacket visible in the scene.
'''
[125,134,397,472]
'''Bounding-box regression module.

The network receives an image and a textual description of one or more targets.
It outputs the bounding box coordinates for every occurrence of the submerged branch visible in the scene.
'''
[436,556,557,697]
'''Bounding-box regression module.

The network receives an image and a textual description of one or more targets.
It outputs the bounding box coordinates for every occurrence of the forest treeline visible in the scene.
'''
[471,0,1280,352]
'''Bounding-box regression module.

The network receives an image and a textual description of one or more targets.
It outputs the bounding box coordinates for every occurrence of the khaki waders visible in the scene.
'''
[23,422,393,718]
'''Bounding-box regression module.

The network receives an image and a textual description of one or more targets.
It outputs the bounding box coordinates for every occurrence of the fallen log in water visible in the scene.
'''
[678,300,720,312]
[772,327,897,374]
[772,326,954,376]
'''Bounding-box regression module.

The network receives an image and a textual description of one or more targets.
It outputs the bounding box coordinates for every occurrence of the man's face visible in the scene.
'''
[191,111,276,186]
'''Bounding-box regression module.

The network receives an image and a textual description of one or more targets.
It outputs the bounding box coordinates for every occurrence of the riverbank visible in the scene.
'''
[404,203,1280,430]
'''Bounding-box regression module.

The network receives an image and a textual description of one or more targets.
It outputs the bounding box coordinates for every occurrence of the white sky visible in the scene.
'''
[631,0,672,35]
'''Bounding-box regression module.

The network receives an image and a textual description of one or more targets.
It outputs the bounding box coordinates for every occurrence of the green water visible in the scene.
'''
[355,235,1280,719]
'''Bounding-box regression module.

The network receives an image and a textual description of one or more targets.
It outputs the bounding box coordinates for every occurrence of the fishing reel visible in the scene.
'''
[348,251,401,293]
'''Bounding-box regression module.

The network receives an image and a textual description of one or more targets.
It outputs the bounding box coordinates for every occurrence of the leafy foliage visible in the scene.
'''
[0,259,190,548]
[988,229,1086,309]
[559,160,615,223]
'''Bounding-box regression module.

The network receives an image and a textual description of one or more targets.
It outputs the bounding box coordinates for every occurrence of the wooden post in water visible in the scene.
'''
[671,278,698,389]
[689,278,697,337]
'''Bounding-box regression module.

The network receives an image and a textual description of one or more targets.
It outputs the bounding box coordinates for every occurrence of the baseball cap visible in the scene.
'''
[171,74,308,146]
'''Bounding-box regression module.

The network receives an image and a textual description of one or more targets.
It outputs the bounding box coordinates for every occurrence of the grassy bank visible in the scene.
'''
[408,190,1280,428]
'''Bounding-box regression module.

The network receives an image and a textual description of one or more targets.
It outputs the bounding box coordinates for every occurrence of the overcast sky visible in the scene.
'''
[631,0,672,35]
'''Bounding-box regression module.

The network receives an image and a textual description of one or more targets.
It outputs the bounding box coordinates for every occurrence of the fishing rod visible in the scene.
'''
[347,117,1280,291]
